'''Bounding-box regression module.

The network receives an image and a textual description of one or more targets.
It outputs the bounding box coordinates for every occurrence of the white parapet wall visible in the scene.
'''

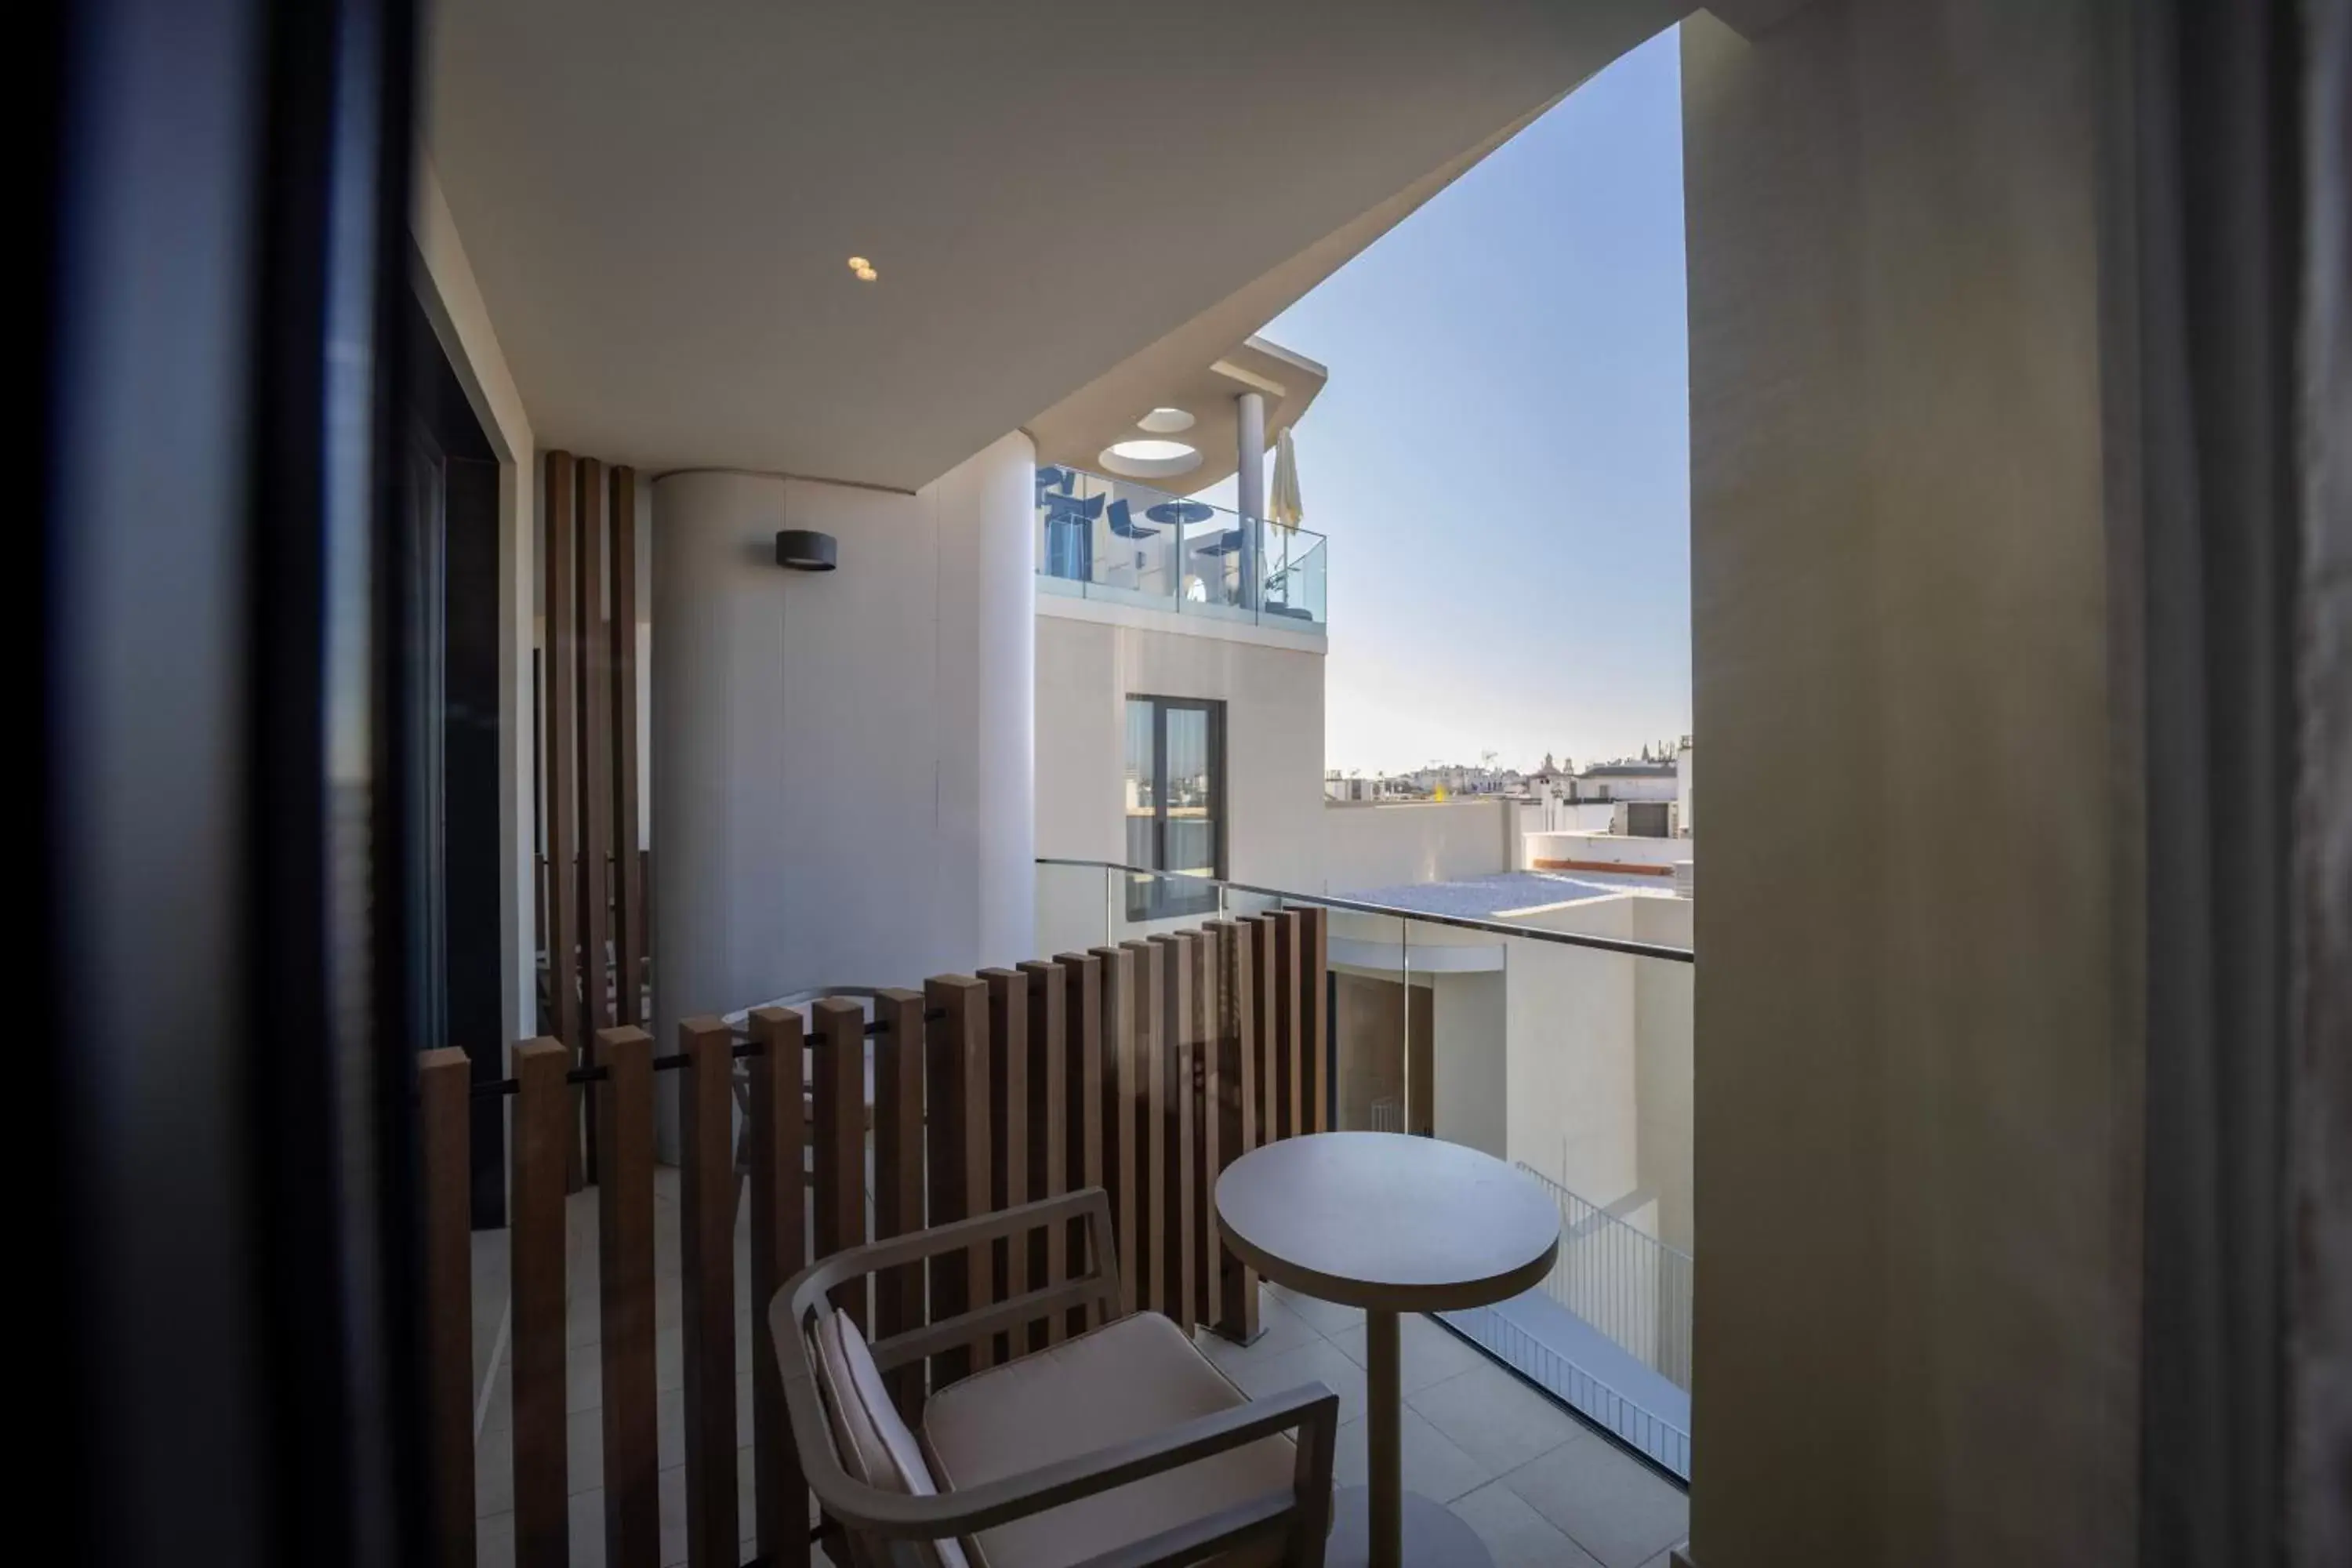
[1321,798,1521,891]
[1526,829,1690,877]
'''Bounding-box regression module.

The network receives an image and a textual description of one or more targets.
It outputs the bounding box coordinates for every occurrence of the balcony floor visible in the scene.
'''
[467,1171,1687,1568]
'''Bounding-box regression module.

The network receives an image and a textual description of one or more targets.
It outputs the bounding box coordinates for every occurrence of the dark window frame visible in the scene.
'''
[1125,695,1225,920]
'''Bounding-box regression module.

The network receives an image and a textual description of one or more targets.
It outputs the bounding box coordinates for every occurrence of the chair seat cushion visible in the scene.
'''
[920,1312,1300,1568]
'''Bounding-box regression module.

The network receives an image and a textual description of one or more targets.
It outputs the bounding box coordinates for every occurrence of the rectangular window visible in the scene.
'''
[1124,695,1224,920]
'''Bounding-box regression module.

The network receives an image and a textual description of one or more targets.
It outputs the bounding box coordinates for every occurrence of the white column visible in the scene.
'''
[1235,390,1265,611]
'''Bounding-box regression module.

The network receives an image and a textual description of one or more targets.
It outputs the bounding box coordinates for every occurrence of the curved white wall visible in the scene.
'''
[651,434,1035,1058]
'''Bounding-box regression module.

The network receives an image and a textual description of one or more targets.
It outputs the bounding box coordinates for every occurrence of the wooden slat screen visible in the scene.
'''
[510,1038,571,1568]
[746,1007,810,1568]
[676,1018,737,1568]
[1092,946,1141,1320]
[872,989,928,1414]
[1017,960,1066,1349]
[423,896,1334,1568]
[539,456,583,1191]
[609,467,645,1027]
[593,1026,659,1568]
[924,975,990,1386]
[1054,952,1105,1336]
[418,1049,474,1568]
[1300,905,1330,1134]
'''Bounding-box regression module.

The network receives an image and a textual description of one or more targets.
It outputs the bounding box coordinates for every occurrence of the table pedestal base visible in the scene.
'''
[1327,1486,1492,1568]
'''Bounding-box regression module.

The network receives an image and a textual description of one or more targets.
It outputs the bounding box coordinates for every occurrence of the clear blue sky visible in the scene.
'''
[1207,27,1690,778]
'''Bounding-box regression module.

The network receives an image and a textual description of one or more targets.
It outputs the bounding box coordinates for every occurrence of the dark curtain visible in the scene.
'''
[2118,2,2336,1566]
[2285,5,2351,1567]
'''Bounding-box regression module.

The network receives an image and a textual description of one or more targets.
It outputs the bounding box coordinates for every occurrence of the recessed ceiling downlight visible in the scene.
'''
[1099,437,1203,480]
[1136,407,1196,434]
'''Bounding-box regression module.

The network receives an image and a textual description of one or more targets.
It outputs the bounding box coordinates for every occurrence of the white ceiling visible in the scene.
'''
[426,0,1686,491]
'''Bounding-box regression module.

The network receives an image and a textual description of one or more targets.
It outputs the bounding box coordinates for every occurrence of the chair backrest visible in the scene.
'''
[1042,490,1103,527]
[1107,498,1159,539]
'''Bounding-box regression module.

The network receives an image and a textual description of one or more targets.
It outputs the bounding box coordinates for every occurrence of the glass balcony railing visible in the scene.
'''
[1034,855,1696,1480]
[1034,464,1328,630]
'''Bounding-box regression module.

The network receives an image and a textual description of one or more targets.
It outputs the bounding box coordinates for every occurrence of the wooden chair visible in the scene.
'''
[772,1189,1339,1567]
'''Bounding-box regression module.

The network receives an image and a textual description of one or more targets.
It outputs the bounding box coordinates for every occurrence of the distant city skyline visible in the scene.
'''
[1203,27,1690,776]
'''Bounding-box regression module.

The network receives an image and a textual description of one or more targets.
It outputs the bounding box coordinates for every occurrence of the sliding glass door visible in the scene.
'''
[1123,695,1224,920]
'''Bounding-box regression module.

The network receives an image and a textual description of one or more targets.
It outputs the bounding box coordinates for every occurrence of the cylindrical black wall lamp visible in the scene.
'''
[775,529,837,572]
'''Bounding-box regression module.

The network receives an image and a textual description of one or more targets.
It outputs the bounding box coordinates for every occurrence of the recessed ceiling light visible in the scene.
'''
[1137,407,1196,434]
[1107,439,1196,461]
[1098,437,1203,480]
[846,256,869,270]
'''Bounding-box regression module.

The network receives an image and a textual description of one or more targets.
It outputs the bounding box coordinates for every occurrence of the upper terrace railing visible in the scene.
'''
[1035,464,1329,630]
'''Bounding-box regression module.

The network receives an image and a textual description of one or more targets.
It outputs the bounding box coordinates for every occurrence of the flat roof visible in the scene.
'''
[1338,869,1679,921]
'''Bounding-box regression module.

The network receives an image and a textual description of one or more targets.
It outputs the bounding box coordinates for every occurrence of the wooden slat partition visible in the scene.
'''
[1123,939,1168,1317]
[872,989,928,1414]
[811,997,869,1330]
[746,1007,810,1568]
[1270,911,1305,1140]
[1203,922,1261,1342]
[420,921,1315,1568]
[1189,929,1221,1327]
[577,458,613,1063]
[924,976,991,1384]
[541,455,583,1191]
[980,970,1028,1362]
[419,1049,474,1568]
[1093,946,1141,1319]
[1017,960,1066,1348]
[593,1027,659,1568]
[1150,933,1198,1331]
[574,460,609,1189]
[510,1038,572,1568]
[1055,952,1105,1334]
[676,1018,738,1568]
[609,468,644,1026]
[1300,905,1330,1133]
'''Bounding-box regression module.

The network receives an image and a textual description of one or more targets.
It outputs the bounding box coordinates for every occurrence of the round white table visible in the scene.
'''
[1215,1133,1560,1568]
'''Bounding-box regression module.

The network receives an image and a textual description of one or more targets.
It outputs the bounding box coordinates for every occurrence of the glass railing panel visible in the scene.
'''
[1322,908,1415,1134]
[1035,858,1115,956]
[1106,864,1221,943]
[1261,523,1326,626]
[1033,466,1327,630]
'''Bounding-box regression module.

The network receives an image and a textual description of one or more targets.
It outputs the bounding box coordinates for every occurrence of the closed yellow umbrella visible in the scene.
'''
[1270,426,1304,528]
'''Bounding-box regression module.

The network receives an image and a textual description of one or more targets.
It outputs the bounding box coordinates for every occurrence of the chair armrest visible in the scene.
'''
[782,1188,1114,1314]
[797,1377,1340,1546]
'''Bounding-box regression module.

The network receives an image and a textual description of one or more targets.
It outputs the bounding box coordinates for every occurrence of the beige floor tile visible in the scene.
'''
[1407,1359,1584,1475]
[1331,1405,1494,1503]
[1217,1335,1372,1425]
[474,1508,514,1568]
[1327,1312,1490,1394]
[1448,1481,1602,1568]
[1262,1280,1363,1336]
[1500,1439,1689,1568]
[1194,1290,1321,1374]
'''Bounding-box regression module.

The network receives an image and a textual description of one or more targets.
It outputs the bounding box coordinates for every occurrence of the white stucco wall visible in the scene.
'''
[1321,800,1515,892]
[1034,603,1326,897]
[652,435,1036,1068]
[1430,970,1508,1157]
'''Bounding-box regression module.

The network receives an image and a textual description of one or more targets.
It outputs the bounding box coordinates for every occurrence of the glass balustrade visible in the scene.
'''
[1033,464,1328,630]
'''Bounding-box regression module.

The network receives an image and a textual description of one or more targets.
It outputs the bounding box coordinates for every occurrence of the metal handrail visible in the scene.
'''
[1035,856,1695,964]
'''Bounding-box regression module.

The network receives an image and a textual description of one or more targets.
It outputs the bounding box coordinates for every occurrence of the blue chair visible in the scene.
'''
[1106,498,1159,539]
[1042,489,1104,579]
[1035,465,1073,503]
